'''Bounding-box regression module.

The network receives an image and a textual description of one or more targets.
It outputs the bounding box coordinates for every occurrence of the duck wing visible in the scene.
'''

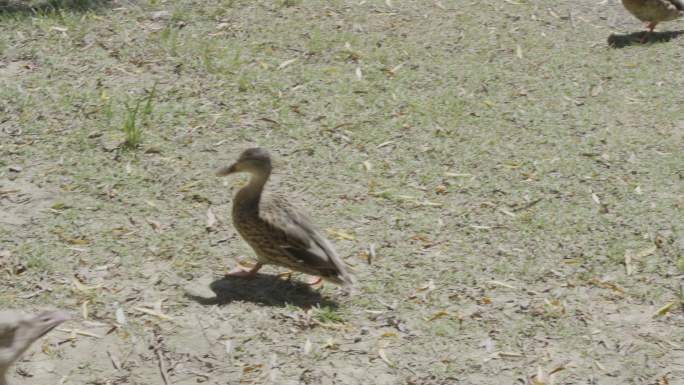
[259,194,354,286]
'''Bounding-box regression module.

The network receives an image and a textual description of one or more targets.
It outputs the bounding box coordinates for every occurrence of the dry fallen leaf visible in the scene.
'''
[549,362,569,375]
[146,218,163,233]
[416,280,436,292]
[278,58,297,69]
[326,229,356,241]
[178,180,201,192]
[302,338,313,356]
[134,306,173,321]
[242,363,263,374]
[206,206,218,230]
[82,301,89,320]
[487,280,517,290]
[444,172,472,178]
[409,280,436,300]
[634,245,656,259]
[55,328,102,339]
[624,250,634,276]
[531,366,547,385]
[590,84,603,97]
[66,237,90,245]
[362,160,372,172]
[653,302,674,318]
[357,250,371,263]
[625,246,655,275]
[115,307,126,325]
[323,338,338,349]
[153,299,164,314]
[72,278,103,292]
[427,310,449,321]
[415,200,442,207]
[149,10,170,20]
[378,348,395,367]
[498,207,516,217]
[590,278,624,294]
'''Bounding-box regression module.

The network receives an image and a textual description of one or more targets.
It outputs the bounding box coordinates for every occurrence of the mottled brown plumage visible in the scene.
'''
[0,310,69,385]
[622,0,684,33]
[217,148,354,286]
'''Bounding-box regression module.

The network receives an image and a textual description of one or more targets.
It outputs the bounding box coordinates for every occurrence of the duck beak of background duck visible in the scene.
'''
[32,310,70,339]
[216,163,238,176]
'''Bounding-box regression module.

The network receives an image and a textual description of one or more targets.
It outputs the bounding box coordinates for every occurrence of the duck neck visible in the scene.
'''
[238,168,271,209]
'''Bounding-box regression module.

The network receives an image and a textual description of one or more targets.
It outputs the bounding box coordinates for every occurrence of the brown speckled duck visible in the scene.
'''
[217,148,354,287]
[622,0,684,38]
[0,310,69,385]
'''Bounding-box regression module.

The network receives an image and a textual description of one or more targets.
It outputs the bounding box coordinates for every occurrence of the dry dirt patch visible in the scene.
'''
[0,178,55,227]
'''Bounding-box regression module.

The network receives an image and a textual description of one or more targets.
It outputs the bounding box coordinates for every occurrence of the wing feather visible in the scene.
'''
[259,193,353,285]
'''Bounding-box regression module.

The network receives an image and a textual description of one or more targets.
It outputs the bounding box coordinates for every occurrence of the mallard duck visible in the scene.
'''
[217,148,354,286]
[0,310,69,385]
[622,0,684,38]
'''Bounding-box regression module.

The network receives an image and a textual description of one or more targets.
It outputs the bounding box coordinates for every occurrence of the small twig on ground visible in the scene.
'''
[156,348,170,385]
[151,328,171,385]
[512,197,543,212]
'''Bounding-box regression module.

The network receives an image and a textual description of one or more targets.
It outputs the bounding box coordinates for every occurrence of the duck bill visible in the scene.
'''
[32,310,70,339]
[216,163,238,176]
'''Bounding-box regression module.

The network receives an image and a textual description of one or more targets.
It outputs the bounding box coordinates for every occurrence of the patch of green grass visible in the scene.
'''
[676,256,684,273]
[121,101,143,149]
[312,305,344,324]
[25,253,52,272]
[159,26,180,57]
[121,83,156,150]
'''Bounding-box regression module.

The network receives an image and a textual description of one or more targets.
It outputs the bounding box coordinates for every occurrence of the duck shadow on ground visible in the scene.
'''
[184,273,338,309]
[608,30,684,48]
